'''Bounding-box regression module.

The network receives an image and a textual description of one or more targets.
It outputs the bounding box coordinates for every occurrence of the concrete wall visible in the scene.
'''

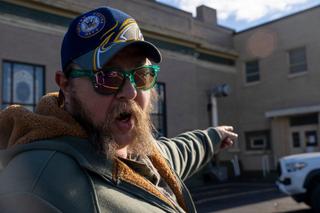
[0,13,64,93]
[158,50,237,136]
[0,0,237,139]
[22,0,235,52]
[233,7,320,170]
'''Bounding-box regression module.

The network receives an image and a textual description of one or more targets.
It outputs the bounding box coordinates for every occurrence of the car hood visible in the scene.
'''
[281,152,320,161]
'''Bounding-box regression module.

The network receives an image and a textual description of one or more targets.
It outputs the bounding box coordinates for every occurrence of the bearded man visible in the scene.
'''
[0,7,237,213]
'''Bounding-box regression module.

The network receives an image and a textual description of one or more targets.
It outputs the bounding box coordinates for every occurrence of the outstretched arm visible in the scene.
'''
[156,126,238,180]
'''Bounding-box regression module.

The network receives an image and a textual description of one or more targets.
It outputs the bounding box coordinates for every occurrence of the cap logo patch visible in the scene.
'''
[77,12,105,38]
[114,19,144,42]
[93,18,144,70]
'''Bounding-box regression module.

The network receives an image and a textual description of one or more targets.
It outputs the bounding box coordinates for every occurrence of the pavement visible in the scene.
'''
[189,182,311,213]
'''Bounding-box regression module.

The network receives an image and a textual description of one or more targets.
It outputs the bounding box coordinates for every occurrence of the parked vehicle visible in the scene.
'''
[276,152,320,212]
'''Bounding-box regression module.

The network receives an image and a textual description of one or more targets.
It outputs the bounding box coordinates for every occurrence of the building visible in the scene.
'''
[233,6,320,171]
[0,0,319,174]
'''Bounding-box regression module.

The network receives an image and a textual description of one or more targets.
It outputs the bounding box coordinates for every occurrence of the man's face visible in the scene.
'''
[65,46,155,158]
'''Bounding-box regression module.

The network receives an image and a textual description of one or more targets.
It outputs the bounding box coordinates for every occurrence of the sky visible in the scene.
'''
[156,0,320,32]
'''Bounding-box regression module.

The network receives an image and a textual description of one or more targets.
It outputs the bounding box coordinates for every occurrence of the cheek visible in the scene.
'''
[73,80,114,123]
[87,95,114,122]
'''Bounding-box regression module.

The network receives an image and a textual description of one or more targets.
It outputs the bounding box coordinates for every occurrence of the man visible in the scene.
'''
[0,7,237,213]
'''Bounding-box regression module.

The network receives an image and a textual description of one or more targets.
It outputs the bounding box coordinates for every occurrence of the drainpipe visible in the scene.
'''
[210,94,218,127]
[210,83,230,126]
[205,84,230,181]
[210,84,230,166]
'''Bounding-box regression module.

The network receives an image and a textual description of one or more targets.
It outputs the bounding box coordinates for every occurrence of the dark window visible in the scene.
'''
[305,130,318,146]
[252,138,265,147]
[245,60,260,83]
[245,130,270,151]
[2,61,45,111]
[151,82,167,138]
[289,113,318,126]
[289,47,307,74]
[292,132,300,148]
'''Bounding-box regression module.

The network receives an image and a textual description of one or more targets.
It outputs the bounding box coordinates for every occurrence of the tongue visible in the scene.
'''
[115,117,133,133]
[118,116,130,122]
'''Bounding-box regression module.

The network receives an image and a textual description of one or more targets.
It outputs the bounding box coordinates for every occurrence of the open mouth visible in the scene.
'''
[116,111,132,122]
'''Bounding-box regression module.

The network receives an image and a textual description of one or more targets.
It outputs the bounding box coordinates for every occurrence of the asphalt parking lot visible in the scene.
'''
[190,182,311,213]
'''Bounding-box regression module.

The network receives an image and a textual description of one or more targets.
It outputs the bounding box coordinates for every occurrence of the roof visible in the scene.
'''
[236,4,320,34]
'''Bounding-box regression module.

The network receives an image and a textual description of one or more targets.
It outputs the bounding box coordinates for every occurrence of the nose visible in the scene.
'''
[116,78,137,100]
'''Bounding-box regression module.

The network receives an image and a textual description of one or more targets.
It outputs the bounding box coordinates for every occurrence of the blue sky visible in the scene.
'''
[156,0,320,32]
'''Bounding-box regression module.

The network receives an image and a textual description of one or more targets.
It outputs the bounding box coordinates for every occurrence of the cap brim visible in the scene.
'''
[73,40,161,71]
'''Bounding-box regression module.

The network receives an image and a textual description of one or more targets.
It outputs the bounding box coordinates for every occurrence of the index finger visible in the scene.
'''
[225,131,238,141]
[223,126,234,131]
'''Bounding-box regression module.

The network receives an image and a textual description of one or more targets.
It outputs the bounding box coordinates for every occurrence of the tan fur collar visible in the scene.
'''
[150,148,187,211]
[113,147,187,211]
[0,92,87,149]
[0,92,186,210]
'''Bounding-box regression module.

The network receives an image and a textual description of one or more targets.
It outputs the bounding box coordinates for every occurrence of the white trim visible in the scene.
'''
[250,136,267,149]
[265,105,320,118]
[288,71,307,79]
[244,80,260,87]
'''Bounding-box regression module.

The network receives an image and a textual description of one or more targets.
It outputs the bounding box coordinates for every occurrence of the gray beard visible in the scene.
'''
[68,94,116,158]
[68,91,155,159]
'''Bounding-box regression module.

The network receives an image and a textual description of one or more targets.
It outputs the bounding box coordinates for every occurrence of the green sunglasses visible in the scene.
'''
[69,65,160,95]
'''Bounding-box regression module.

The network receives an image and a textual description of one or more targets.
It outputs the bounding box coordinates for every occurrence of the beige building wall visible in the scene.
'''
[233,6,320,170]
[0,15,64,93]
[0,0,238,139]
[271,117,290,165]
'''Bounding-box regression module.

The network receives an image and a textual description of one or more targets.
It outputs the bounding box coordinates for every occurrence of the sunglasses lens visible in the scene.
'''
[134,67,157,90]
[93,66,158,95]
[95,71,124,94]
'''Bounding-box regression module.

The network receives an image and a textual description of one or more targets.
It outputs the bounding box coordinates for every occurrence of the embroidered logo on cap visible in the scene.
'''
[93,18,144,70]
[77,12,105,38]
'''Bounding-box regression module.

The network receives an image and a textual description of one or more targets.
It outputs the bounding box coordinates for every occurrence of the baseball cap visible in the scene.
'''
[61,7,161,74]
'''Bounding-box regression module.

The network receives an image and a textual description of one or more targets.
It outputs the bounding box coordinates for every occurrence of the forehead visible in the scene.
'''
[104,45,148,68]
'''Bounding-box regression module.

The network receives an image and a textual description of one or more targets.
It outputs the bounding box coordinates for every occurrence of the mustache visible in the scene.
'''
[101,99,155,157]
[107,100,144,124]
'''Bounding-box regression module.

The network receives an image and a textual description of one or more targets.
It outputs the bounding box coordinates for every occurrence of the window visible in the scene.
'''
[151,82,167,138]
[289,113,318,126]
[245,130,270,151]
[250,137,267,149]
[292,132,301,148]
[245,60,259,83]
[289,47,307,74]
[2,61,45,111]
[305,130,318,147]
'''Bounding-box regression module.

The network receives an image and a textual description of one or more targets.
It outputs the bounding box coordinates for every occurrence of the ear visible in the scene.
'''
[55,70,70,96]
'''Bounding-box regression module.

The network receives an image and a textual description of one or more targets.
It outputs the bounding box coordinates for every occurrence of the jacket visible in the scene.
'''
[0,93,222,213]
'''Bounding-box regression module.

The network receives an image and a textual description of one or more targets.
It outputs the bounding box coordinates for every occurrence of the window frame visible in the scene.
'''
[245,130,271,151]
[245,59,260,84]
[291,131,301,148]
[249,136,267,149]
[151,82,167,138]
[288,46,307,75]
[2,60,46,111]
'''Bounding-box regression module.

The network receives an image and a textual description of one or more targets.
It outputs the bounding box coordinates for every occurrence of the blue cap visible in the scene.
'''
[61,7,161,73]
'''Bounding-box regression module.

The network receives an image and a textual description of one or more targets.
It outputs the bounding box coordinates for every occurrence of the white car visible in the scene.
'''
[276,152,320,212]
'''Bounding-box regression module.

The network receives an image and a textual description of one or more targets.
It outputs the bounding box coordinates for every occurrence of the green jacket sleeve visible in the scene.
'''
[156,127,222,181]
[0,150,96,213]
[0,193,62,213]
